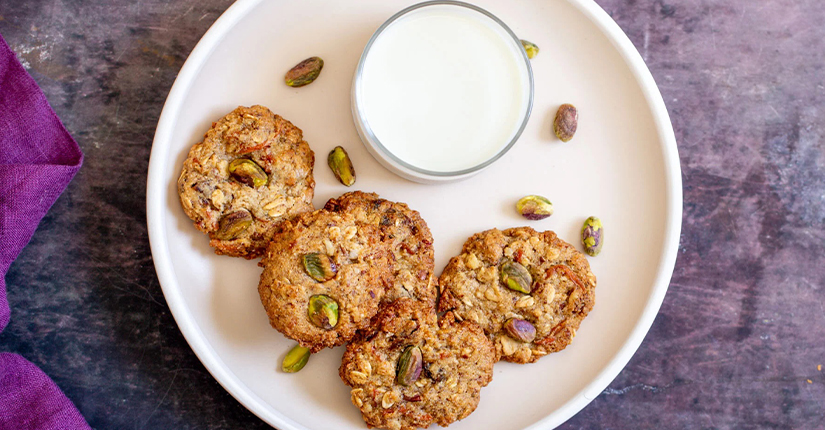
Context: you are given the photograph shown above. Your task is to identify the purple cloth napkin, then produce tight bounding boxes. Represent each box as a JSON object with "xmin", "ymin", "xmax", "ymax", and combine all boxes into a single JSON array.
[{"xmin": 0, "ymin": 33, "xmax": 90, "ymax": 429}]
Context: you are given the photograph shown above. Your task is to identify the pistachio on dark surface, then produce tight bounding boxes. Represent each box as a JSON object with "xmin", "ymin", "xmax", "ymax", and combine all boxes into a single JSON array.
[
  {"xmin": 215, "ymin": 209, "xmax": 252, "ymax": 240},
  {"xmin": 307, "ymin": 294, "xmax": 339, "ymax": 330},
  {"xmin": 500, "ymin": 259, "xmax": 533, "ymax": 294},
  {"xmin": 285, "ymin": 56, "xmax": 324, "ymax": 87},
  {"xmin": 396, "ymin": 345, "xmax": 423, "ymax": 386},
  {"xmin": 302, "ymin": 252, "xmax": 337, "ymax": 282}
]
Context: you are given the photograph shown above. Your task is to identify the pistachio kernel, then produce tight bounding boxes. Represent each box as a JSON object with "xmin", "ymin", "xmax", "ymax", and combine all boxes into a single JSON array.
[
  {"xmin": 228, "ymin": 158, "xmax": 268, "ymax": 188},
  {"xmin": 553, "ymin": 104, "xmax": 578, "ymax": 142},
  {"xmin": 396, "ymin": 345, "xmax": 423, "ymax": 386},
  {"xmin": 302, "ymin": 252, "xmax": 338, "ymax": 282},
  {"xmin": 520, "ymin": 39, "xmax": 539, "ymax": 59},
  {"xmin": 499, "ymin": 260, "xmax": 533, "ymax": 294},
  {"xmin": 503, "ymin": 318, "xmax": 537, "ymax": 343},
  {"xmin": 307, "ymin": 294, "xmax": 339, "ymax": 330},
  {"xmin": 282, "ymin": 344, "xmax": 311, "ymax": 373},
  {"xmin": 516, "ymin": 195, "xmax": 554, "ymax": 220},
  {"xmin": 581, "ymin": 216, "xmax": 604, "ymax": 256},
  {"xmin": 328, "ymin": 146, "xmax": 356, "ymax": 186},
  {"xmin": 285, "ymin": 56, "xmax": 324, "ymax": 87},
  {"xmin": 215, "ymin": 209, "xmax": 253, "ymax": 240}
]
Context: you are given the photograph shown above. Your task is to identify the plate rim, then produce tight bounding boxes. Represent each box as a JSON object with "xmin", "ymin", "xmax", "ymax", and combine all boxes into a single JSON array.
[{"xmin": 146, "ymin": 0, "xmax": 683, "ymax": 428}]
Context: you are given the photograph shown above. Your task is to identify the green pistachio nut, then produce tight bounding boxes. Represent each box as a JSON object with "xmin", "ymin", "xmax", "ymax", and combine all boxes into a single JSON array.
[
  {"xmin": 282, "ymin": 344, "xmax": 311, "ymax": 373},
  {"xmin": 285, "ymin": 56, "xmax": 324, "ymax": 87},
  {"xmin": 228, "ymin": 158, "xmax": 268, "ymax": 188},
  {"xmin": 581, "ymin": 216, "xmax": 604, "ymax": 256},
  {"xmin": 302, "ymin": 252, "xmax": 338, "ymax": 282},
  {"xmin": 328, "ymin": 146, "xmax": 356, "ymax": 186},
  {"xmin": 215, "ymin": 209, "xmax": 253, "ymax": 240},
  {"xmin": 503, "ymin": 318, "xmax": 537, "ymax": 342},
  {"xmin": 500, "ymin": 260, "xmax": 533, "ymax": 294},
  {"xmin": 307, "ymin": 294, "xmax": 339, "ymax": 330},
  {"xmin": 520, "ymin": 39, "xmax": 539, "ymax": 59},
  {"xmin": 516, "ymin": 195, "xmax": 554, "ymax": 220},
  {"xmin": 554, "ymin": 104, "xmax": 578, "ymax": 142},
  {"xmin": 396, "ymin": 345, "xmax": 423, "ymax": 386}
]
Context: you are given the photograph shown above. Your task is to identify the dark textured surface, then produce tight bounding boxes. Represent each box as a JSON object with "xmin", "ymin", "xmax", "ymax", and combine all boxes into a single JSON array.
[{"xmin": 0, "ymin": 0, "xmax": 823, "ymax": 428}]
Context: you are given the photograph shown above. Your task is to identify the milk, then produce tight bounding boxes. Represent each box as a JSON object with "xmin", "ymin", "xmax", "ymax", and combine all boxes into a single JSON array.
[{"xmin": 359, "ymin": 4, "xmax": 531, "ymax": 173}]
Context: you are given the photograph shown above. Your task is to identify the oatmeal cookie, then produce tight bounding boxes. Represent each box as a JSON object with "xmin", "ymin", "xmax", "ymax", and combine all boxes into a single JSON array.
[
  {"xmin": 178, "ymin": 105, "xmax": 315, "ymax": 259},
  {"xmin": 438, "ymin": 227, "xmax": 596, "ymax": 364},
  {"xmin": 258, "ymin": 209, "xmax": 391, "ymax": 352},
  {"xmin": 340, "ymin": 299, "xmax": 495, "ymax": 430},
  {"xmin": 324, "ymin": 192, "xmax": 435, "ymax": 306}
]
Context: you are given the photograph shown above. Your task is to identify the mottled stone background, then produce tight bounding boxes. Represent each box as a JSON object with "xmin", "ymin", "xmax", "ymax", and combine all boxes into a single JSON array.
[{"xmin": 0, "ymin": 0, "xmax": 823, "ymax": 428}]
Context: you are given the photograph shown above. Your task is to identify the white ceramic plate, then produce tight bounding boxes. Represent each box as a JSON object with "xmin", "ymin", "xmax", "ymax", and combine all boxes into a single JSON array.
[{"xmin": 146, "ymin": 0, "xmax": 682, "ymax": 429}]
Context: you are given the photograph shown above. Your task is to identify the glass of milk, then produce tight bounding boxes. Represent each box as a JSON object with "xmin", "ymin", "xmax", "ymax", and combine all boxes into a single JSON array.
[{"xmin": 352, "ymin": 1, "xmax": 534, "ymax": 184}]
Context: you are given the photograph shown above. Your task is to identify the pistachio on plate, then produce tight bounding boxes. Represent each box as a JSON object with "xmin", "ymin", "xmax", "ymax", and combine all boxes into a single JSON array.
[
  {"xmin": 516, "ymin": 195, "xmax": 554, "ymax": 220},
  {"xmin": 581, "ymin": 216, "xmax": 604, "ymax": 256},
  {"xmin": 520, "ymin": 39, "xmax": 539, "ymax": 59},
  {"xmin": 328, "ymin": 146, "xmax": 356, "ymax": 186},
  {"xmin": 282, "ymin": 344, "xmax": 311, "ymax": 373},
  {"xmin": 285, "ymin": 56, "xmax": 324, "ymax": 87},
  {"xmin": 553, "ymin": 104, "xmax": 578, "ymax": 142}
]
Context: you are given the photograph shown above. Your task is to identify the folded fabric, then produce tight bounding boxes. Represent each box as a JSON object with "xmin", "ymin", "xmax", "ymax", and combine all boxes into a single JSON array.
[
  {"xmin": 0, "ymin": 354, "xmax": 89, "ymax": 430},
  {"xmin": 0, "ymin": 32, "xmax": 90, "ymax": 429}
]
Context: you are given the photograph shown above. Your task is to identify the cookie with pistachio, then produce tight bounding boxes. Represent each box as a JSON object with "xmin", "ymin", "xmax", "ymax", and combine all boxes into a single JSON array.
[
  {"xmin": 437, "ymin": 227, "xmax": 597, "ymax": 364},
  {"xmin": 258, "ymin": 209, "xmax": 392, "ymax": 352},
  {"xmin": 340, "ymin": 299, "xmax": 495, "ymax": 430},
  {"xmin": 324, "ymin": 191, "xmax": 435, "ymax": 306},
  {"xmin": 177, "ymin": 105, "xmax": 315, "ymax": 259}
]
